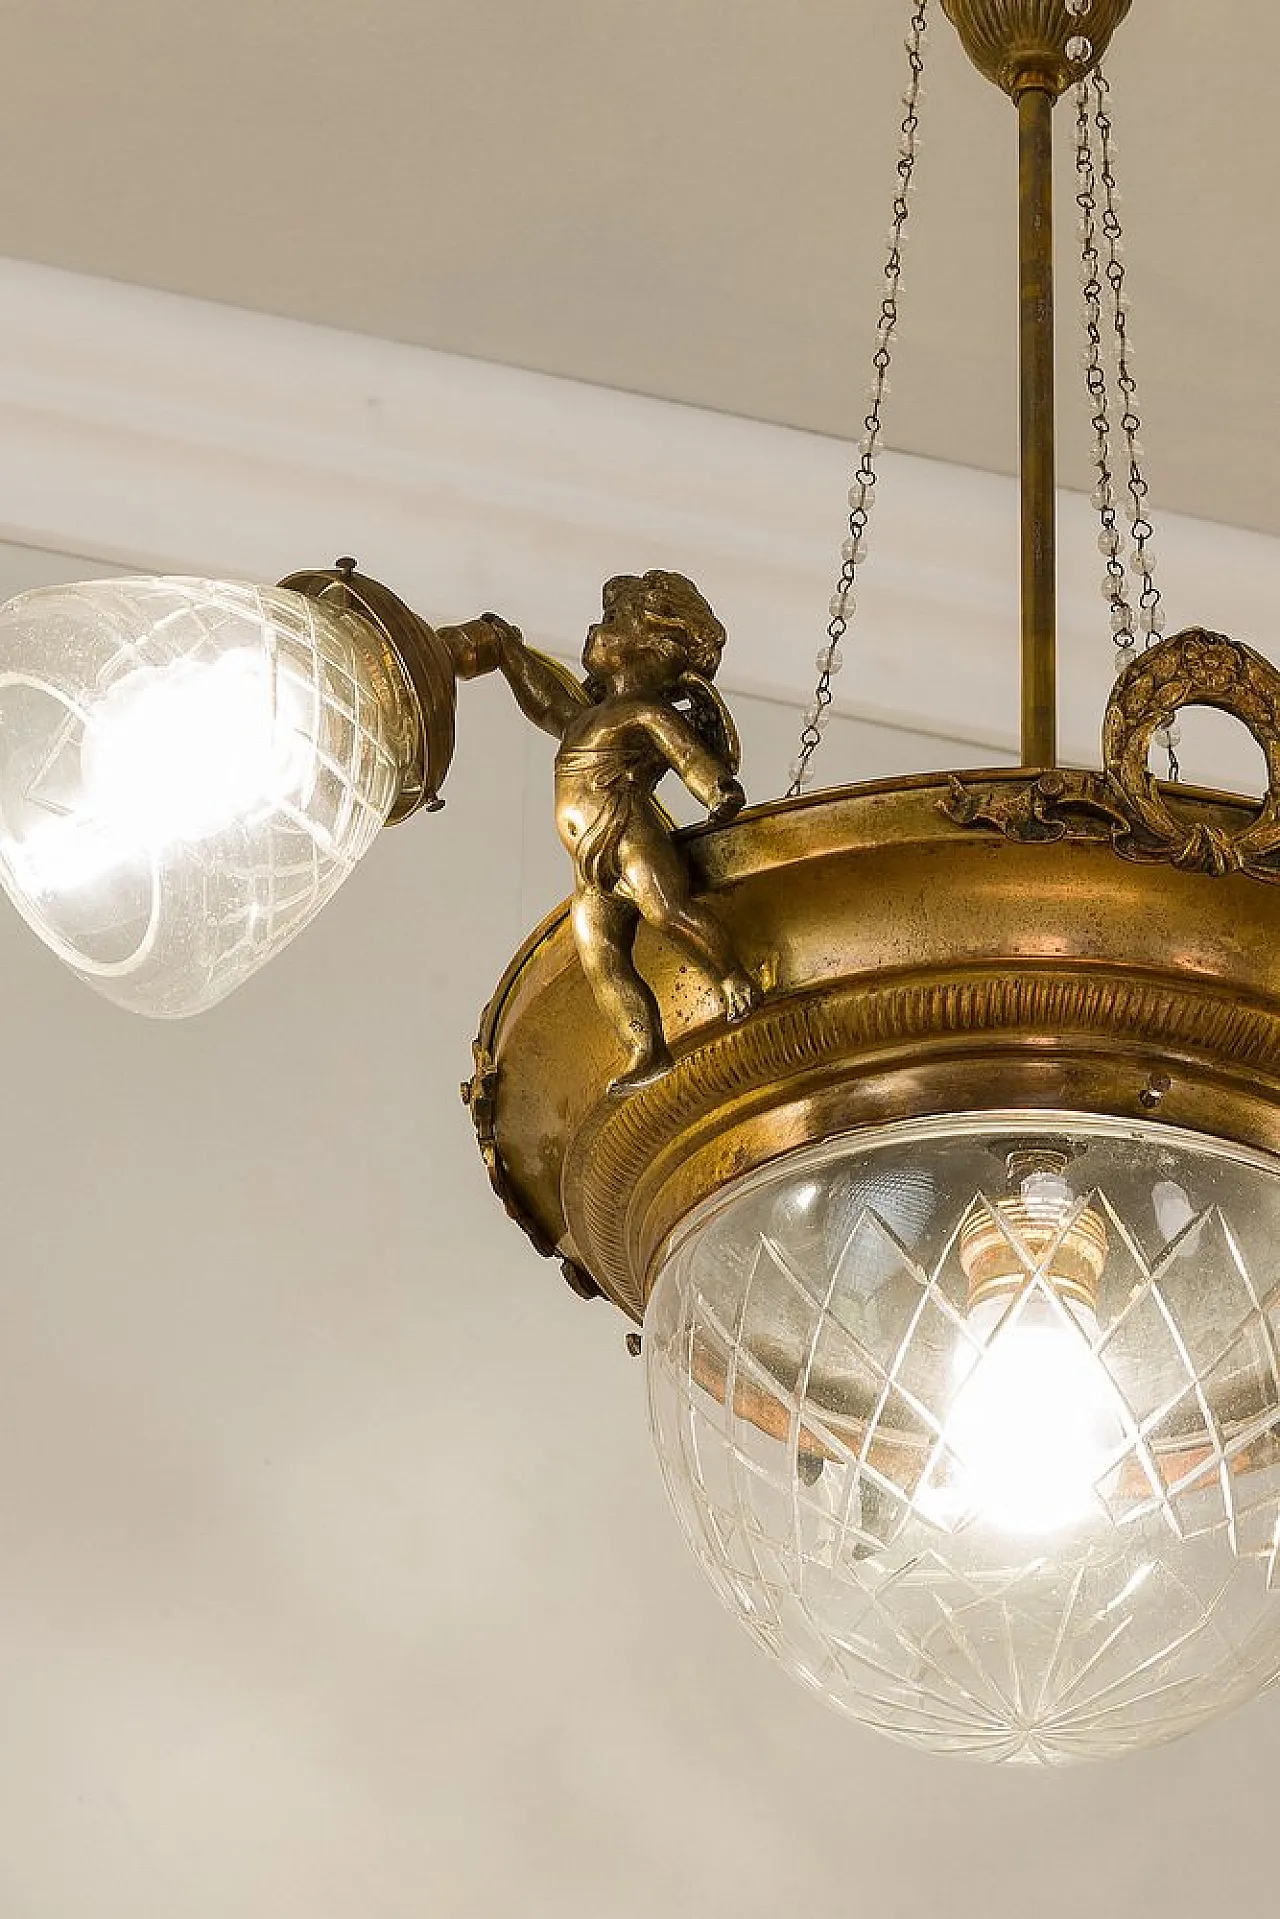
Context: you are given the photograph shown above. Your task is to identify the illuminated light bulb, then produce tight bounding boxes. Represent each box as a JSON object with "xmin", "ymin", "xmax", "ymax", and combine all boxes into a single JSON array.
[
  {"xmin": 932, "ymin": 1291, "xmax": 1125, "ymax": 1536},
  {"xmin": 80, "ymin": 648, "xmax": 310, "ymax": 847},
  {"xmin": 9, "ymin": 650, "xmax": 312, "ymax": 902},
  {"xmin": 923, "ymin": 1166, "xmax": 1126, "ymax": 1536},
  {"xmin": 5, "ymin": 813, "xmax": 133, "ymax": 901}
]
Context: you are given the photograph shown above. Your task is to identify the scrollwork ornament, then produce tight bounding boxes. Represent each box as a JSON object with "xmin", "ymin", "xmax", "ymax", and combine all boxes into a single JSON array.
[{"xmin": 941, "ymin": 767, "xmax": 1129, "ymax": 847}]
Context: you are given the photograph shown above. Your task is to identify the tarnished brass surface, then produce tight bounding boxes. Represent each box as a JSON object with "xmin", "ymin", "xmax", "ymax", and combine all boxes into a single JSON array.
[
  {"xmin": 476, "ymin": 770, "xmax": 1280, "ymax": 1323},
  {"xmin": 474, "ymin": 573, "xmax": 757, "ymax": 1094},
  {"xmin": 1104, "ymin": 629, "xmax": 1280, "ymax": 876},
  {"xmin": 960, "ymin": 1198, "xmax": 1109, "ymax": 1312},
  {"xmin": 282, "ymin": 562, "xmax": 498, "ymax": 822},
  {"xmin": 947, "ymin": 628, "xmax": 1280, "ymax": 879},
  {"xmin": 942, "ymin": 0, "xmax": 1133, "ymax": 98},
  {"xmin": 1019, "ymin": 83, "xmax": 1057, "ymax": 767}
]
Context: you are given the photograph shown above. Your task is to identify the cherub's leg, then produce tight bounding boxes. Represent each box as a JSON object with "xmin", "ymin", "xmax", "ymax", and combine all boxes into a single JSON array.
[
  {"xmin": 571, "ymin": 887, "xmax": 673, "ymax": 1094},
  {"xmin": 619, "ymin": 823, "xmax": 759, "ymax": 1023}
]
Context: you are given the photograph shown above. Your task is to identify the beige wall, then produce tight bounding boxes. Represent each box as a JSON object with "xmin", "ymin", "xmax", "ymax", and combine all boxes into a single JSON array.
[{"xmin": 0, "ymin": 540, "xmax": 1273, "ymax": 1917}]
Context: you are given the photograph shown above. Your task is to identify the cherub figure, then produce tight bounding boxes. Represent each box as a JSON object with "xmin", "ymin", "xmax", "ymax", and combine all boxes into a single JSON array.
[{"xmin": 483, "ymin": 571, "xmax": 760, "ymax": 1093}]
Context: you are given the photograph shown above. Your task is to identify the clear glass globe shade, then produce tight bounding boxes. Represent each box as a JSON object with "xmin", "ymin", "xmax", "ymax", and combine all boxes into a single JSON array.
[
  {"xmin": 645, "ymin": 1113, "xmax": 1280, "ymax": 1765},
  {"xmin": 0, "ymin": 578, "xmax": 408, "ymax": 1015}
]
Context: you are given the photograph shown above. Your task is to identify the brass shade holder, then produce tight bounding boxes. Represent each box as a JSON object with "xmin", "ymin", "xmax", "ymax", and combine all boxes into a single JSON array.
[{"xmin": 281, "ymin": 560, "xmax": 501, "ymax": 822}]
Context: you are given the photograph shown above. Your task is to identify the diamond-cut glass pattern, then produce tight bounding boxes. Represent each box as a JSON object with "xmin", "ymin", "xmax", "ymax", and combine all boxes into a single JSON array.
[
  {"xmin": 0, "ymin": 578, "xmax": 405, "ymax": 1014},
  {"xmin": 645, "ymin": 1114, "xmax": 1280, "ymax": 1764}
]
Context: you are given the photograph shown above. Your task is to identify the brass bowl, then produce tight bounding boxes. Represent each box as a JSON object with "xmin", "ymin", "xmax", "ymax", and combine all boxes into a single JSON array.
[{"xmin": 472, "ymin": 769, "xmax": 1280, "ymax": 1323}]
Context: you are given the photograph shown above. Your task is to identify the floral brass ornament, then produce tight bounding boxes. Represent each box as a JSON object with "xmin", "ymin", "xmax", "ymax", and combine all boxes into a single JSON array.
[
  {"xmin": 944, "ymin": 629, "xmax": 1280, "ymax": 882},
  {"xmin": 462, "ymin": 1032, "xmax": 602, "ymax": 1299},
  {"xmin": 460, "ymin": 1037, "xmax": 556, "ymax": 1258},
  {"xmin": 474, "ymin": 573, "xmax": 760, "ymax": 1095}
]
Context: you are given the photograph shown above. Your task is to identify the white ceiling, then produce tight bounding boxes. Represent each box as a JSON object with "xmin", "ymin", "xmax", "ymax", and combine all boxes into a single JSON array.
[{"xmin": 1, "ymin": 1, "xmax": 1276, "ymax": 535}]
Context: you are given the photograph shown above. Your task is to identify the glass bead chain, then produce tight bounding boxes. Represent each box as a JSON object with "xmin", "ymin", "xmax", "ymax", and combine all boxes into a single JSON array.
[
  {"xmin": 1065, "ymin": 0, "xmax": 1094, "ymax": 67},
  {"xmin": 787, "ymin": 0, "xmax": 929, "ymax": 798},
  {"xmin": 1089, "ymin": 66, "xmax": 1179, "ymax": 779},
  {"xmin": 1075, "ymin": 80, "xmax": 1134, "ymax": 669}
]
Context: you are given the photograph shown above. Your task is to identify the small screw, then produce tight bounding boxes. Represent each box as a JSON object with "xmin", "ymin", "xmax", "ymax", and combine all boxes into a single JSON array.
[
  {"xmin": 625, "ymin": 1333, "xmax": 643, "ymax": 1359},
  {"xmin": 1140, "ymin": 1072, "xmax": 1172, "ymax": 1111},
  {"xmin": 334, "ymin": 555, "xmax": 358, "ymax": 578}
]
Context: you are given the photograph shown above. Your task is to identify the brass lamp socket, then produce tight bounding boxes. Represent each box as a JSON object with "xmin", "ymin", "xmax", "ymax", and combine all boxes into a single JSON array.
[
  {"xmin": 960, "ymin": 1194, "xmax": 1109, "ymax": 1315},
  {"xmin": 280, "ymin": 563, "xmax": 498, "ymax": 823},
  {"xmin": 941, "ymin": 0, "xmax": 1133, "ymax": 99}
]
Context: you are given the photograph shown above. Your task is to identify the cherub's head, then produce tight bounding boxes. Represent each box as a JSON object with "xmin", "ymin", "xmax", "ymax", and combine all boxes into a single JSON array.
[{"xmin": 582, "ymin": 571, "xmax": 727, "ymax": 697}]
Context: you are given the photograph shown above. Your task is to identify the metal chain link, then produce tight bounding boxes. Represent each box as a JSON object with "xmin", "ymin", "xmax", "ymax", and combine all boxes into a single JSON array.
[
  {"xmin": 1075, "ymin": 84, "xmax": 1133, "ymax": 664},
  {"xmin": 1081, "ymin": 66, "xmax": 1178, "ymax": 779},
  {"xmin": 787, "ymin": 0, "xmax": 929, "ymax": 798}
]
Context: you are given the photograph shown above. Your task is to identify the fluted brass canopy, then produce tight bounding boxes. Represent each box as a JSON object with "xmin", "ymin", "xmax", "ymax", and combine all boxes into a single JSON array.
[{"xmin": 942, "ymin": 0, "xmax": 1133, "ymax": 97}]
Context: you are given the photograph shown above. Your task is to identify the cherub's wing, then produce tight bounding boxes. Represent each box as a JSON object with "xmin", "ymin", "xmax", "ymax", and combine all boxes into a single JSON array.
[{"xmin": 675, "ymin": 673, "xmax": 742, "ymax": 778}]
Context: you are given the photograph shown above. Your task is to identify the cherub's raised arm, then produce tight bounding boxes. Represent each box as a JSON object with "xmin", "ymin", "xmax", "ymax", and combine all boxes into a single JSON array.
[
  {"xmin": 638, "ymin": 703, "xmax": 745, "ymax": 820},
  {"xmin": 483, "ymin": 616, "xmax": 583, "ymax": 740}
]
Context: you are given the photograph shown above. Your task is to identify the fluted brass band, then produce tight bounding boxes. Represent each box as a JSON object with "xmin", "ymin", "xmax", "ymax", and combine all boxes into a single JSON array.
[
  {"xmin": 941, "ymin": 0, "xmax": 1133, "ymax": 99},
  {"xmin": 281, "ymin": 564, "xmax": 464, "ymax": 822}
]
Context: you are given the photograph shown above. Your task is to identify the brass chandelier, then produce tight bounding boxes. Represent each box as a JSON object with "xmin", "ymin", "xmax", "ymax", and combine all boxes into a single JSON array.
[{"xmin": 2, "ymin": 0, "xmax": 1280, "ymax": 1766}]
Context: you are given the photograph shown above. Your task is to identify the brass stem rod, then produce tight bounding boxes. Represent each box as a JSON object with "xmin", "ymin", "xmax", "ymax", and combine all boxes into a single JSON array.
[{"xmin": 1018, "ymin": 85, "xmax": 1058, "ymax": 768}]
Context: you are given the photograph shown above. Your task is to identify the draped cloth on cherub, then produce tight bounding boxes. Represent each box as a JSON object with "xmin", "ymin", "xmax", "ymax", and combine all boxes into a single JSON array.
[
  {"xmin": 555, "ymin": 673, "xmax": 741, "ymax": 895},
  {"xmin": 556, "ymin": 741, "xmax": 663, "ymax": 892}
]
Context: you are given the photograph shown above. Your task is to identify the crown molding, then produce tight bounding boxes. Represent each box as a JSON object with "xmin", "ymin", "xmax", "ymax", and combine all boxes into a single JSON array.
[{"xmin": 0, "ymin": 256, "xmax": 1275, "ymax": 778}]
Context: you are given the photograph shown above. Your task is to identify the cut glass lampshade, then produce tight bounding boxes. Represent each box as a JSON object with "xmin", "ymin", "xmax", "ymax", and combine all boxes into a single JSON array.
[
  {"xmin": 645, "ymin": 1112, "xmax": 1280, "ymax": 1765},
  {"xmin": 0, "ymin": 578, "xmax": 410, "ymax": 1015}
]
